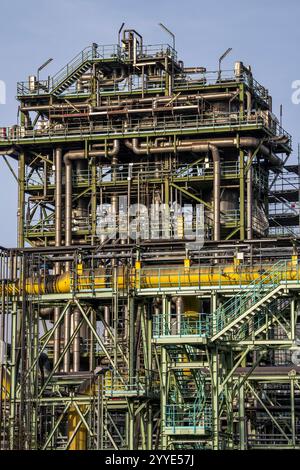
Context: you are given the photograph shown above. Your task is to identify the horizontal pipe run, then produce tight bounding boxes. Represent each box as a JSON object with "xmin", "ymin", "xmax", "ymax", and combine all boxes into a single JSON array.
[{"xmin": 1, "ymin": 261, "xmax": 298, "ymax": 296}]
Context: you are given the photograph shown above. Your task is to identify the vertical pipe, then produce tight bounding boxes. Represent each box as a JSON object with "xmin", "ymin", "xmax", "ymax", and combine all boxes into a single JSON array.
[
  {"xmin": 239, "ymin": 377, "xmax": 246, "ymax": 449},
  {"xmin": 73, "ymin": 308, "xmax": 81, "ymax": 372},
  {"xmin": 104, "ymin": 306, "xmax": 110, "ymax": 343},
  {"xmin": 291, "ymin": 377, "xmax": 296, "ymax": 446},
  {"xmin": 54, "ymin": 148, "xmax": 62, "ymax": 367},
  {"xmin": 17, "ymin": 151, "xmax": 25, "ymax": 248},
  {"xmin": 246, "ymin": 151, "xmax": 253, "ymax": 239},
  {"xmin": 89, "ymin": 310, "xmax": 96, "ymax": 371},
  {"xmin": 64, "ymin": 156, "xmax": 72, "ymax": 372},
  {"xmin": 65, "ymin": 159, "xmax": 72, "ymax": 249},
  {"xmin": 239, "ymin": 148, "xmax": 245, "ymax": 240},
  {"xmin": 210, "ymin": 145, "xmax": 220, "ymax": 241},
  {"xmin": 175, "ymin": 297, "xmax": 183, "ymax": 334},
  {"xmin": 91, "ymin": 159, "xmax": 97, "ymax": 244}
]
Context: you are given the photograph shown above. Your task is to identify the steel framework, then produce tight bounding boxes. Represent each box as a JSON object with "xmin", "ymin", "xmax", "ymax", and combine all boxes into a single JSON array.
[{"xmin": 1, "ymin": 28, "xmax": 300, "ymax": 450}]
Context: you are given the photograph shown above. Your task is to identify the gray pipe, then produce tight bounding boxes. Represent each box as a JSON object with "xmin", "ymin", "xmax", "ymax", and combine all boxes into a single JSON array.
[
  {"xmin": 247, "ymin": 151, "xmax": 253, "ymax": 240},
  {"xmin": 63, "ymin": 309, "xmax": 71, "ymax": 373},
  {"xmin": 125, "ymin": 137, "xmax": 280, "ymax": 165},
  {"xmin": 63, "ymin": 140, "xmax": 120, "ymax": 250},
  {"xmin": 73, "ymin": 307, "xmax": 81, "ymax": 372},
  {"xmin": 65, "ymin": 161, "xmax": 72, "ymax": 249},
  {"xmin": 54, "ymin": 147, "xmax": 62, "ymax": 367},
  {"xmin": 125, "ymin": 138, "xmax": 221, "ymax": 241},
  {"xmin": 125, "ymin": 136, "xmax": 281, "ymax": 241},
  {"xmin": 175, "ymin": 297, "xmax": 183, "ymax": 334},
  {"xmin": 246, "ymin": 91, "xmax": 252, "ymax": 118},
  {"xmin": 39, "ymin": 307, "xmax": 54, "ymax": 318},
  {"xmin": 104, "ymin": 306, "xmax": 110, "ymax": 343},
  {"xmin": 210, "ymin": 144, "xmax": 221, "ymax": 241},
  {"xmin": 55, "ymin": 148, "xmax": 62, "ymax": 249}
]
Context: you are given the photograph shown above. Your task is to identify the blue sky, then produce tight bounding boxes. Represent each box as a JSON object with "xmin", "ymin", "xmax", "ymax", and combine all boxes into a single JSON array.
[{"xmin": 0, "ymin": 0, "xmax": 299, "ymax": 246}]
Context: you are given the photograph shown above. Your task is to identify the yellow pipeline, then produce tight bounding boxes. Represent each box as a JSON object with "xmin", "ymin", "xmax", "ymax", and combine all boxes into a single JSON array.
[
  {"xmin": 66, "ymin": 373, "xmax": 110, "ymax": 451},
  {"xmin": 1, "ymin": 366, "xmax": 10, "ymax": 400},
  {"xmin": 67, "ymin": 406, "xmax": 87, "ymax": 451},
  {"xmin": 0, "ymin": 262, "xmax": 299, "ymax": 296}
]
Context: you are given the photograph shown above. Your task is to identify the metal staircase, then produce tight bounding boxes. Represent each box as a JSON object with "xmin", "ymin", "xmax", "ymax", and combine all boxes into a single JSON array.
[
  {"xmin": 210, "ymin": 261, "xmax": 291, "ymax": 342},
  {"xmin": 235, "ymin": 297, "xmax": 290, "ymax": 342},
  {"xmin": 51, "ymin": 47, "xmax": 97, "ymax": 96},
  {"xmin": 165, "ymin": 344, "xmax": 211, "ymax": 435}
]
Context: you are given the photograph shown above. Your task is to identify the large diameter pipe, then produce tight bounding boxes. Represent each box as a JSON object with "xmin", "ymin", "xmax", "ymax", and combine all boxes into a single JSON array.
[
  {"xmin": 125, "ymin": 136, "xmax": 283, "ymax": 240},
  {"xmin": 65, "ymin": 161, "xmax": 72, "ymax": 249},
  {"xmin": 246, "ymin": 151, "xmax": 253, "ymax": 239},
  {"xmin": 9, "ymin": 262, "xmax": 298, "ymax": 296},
  {"xmin": 63, "ymin": 140, "xmax": 120, "ymax": 251},
  {"xmin": 210, "ymin": 145, "xmax": 220, "ymax": 241},
  {"xmin": 73, "ymin": 308, "xmax": 81, "ymax": 372},
  {"xmin": 54, "ymin": 148, "xmax": 63, "ymax": 366},
  {"xmin": 55, "ymin": 148, "xmax": 62, "ymax": 247},
  {"xmin": 125, "ymin": 137, "xmax": 282, "ymax": 167},
  {"xmin": 126, "ymin": 138, "xmax": 221, "ymax": 241}
]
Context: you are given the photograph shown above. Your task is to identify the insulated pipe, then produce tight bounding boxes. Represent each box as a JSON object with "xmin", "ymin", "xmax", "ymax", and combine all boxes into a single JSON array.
[
  {"xmin": 20, "ymin": 92, "xmax": 235, "ymax": 112},
  {"xmin": 39, "ymin": 307, "xmax": 54, "ymax": 318},
  {"xmin": 125, "ymin": 137, "xmax": 281, "ymax": 167},
  {"xmin": 73, "ymin": 308, "xmax": 81, "ymax": 372},
  {"xmin": 63, "ymin": 139, "xmax": 120, "ymax": 161},
  {"xmin": 63, "ymin": 309, "xmax": 71, "ymax": 373},
  {"xmin": 55, "ymin": 148, "xmax": 62, "ymax": 249},
  {"xmin": 63, "ymin": 140, "xmax": 120, "ymax": 250},
  {"xmin": 246, "ymin": 91, "xmax": 252, "ymax": 118},
  {"xmin": 247, "ymin": 151, "xmax": 253, "ymax": 240},
  {"xmin": 3, "ymin": 261, "xmax": 297, "ymax": 297},
  {"xmin": 62, "ymin": 140, "xmax": 119, "ymax": 372},
  {"xmin": 175, "ymin": 297, "xmax": 183, "ymax": 334},
  {"xmin": 126, "ymin": 139, "xmax": 221, "ymax": 240},
  {"xmin": 210, "ymin": 145, "xmax": 221, "ymax": 241},
  {"xmin": 65, "ymin": 160, "xmax": 72, "ymax": 250},
  {"xmin": 104, "ymin": 306, "xmax": 110, "ymax": 343},
  {"xmin": 53, "ymin": 306, "xmax": 61, "ymax": 367}
]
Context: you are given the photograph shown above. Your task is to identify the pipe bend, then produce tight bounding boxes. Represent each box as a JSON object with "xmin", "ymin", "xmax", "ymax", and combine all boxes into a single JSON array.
[{"xmin": 64, "ymin": 139, "xmax": 120, "ymax": 163}]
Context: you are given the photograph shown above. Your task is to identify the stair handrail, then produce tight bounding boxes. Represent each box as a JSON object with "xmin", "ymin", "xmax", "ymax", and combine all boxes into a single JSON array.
[
  {"xmin": 51, "ymin": 45, "xmax": 100, "ymax": 92},
  {"xmin": 212, "ymin": 260, "xmax": 294, "ymax": 333}
]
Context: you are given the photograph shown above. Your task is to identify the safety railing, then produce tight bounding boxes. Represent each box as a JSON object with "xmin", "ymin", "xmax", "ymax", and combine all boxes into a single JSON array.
[
  {"xmin": 136, "ymin": 262, "xmax": 296, "ymax": 292},
  {"xmin": 270, "ymin": 170, "xmax": 300, "ymax": 193},
  {"xmin": 17, "ymin": 44, "xmax": 122, "ymax": 96},
  {"xmin": 247, "ymin": 432, "xmax": 298, "ymax": 447},
  {"xmin": 1, "ymin": 112, "xmax": 291, "ymax": 148},
  {"xmin": 269, "ymin": 202, "xmax": 299, "ymax": 217},
  {"xmin": 139, "ymin": 43, "xmax": 177, "ymax": 60},
  {"xmin": 211, "ymin": 260, "xmax": 296, "ymax": 336},
  {"xmin": 153, "ymin": 315, "xmax": 211, "ymax": 338},
  {"xmin": 16, "ymin": 43, "xmax": 176, "ymax": 96},
  {"xmin": 234, "ymin": 296, "xmax": 290, "ymax": 341},
  {"xmin": 25, "ymin": 213, "xmax": 55, "ymax": 235},
  {"xmin": 17, "ymin": 258, "xmax": 300, "ymax": 297},
  {"xmin": 99, "ymin": 375, "xmax": 146, "ymax": 397},
  {"xmin": 269, "ymin": 225, "xmax": 300, "ymax": 237},
  {"xmin": 165, "ymin": 404, "xmax": 212, "ymax": 433},
  {"xmin": 221, "ymin": 209, "xmax": 240, "ymax": 224},
  {"xmin": 24, "ymin": 161, "xmax": 241, "ymax": 189}
]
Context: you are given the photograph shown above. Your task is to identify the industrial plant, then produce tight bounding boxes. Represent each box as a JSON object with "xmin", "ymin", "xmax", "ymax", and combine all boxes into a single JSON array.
[{"xmin": 0, "ymin": 26, "xmax": 300, "ymax": 450}]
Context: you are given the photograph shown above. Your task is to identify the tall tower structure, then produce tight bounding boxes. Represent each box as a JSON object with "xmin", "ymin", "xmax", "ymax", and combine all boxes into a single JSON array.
[{"xmin": 1, "ymin": 28, "xmax": 300, "ymax": 450}]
